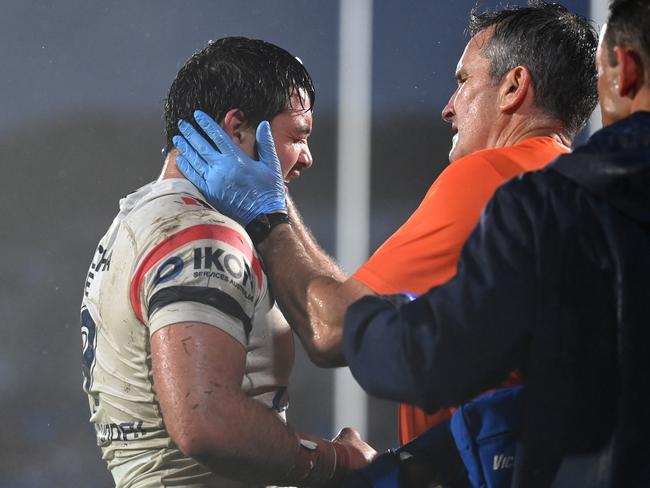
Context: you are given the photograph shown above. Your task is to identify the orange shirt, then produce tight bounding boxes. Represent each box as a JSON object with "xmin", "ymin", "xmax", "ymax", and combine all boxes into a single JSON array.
[{"xmin": 352, "ymin": 137, "xmax": 569, "ymax": 444}]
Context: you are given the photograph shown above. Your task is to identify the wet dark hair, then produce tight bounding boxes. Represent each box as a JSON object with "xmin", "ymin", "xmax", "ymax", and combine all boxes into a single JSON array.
[
  {"xmin": 605, "ymin": 0, "xmax": 650, "ymax": 68},
  {"xmin": 163, "ymin": 36, "xmax": 315, "ymax": 151},
  {"xmin": 468, "ymin": 1, "xmax": 598, "ymax": 138}
]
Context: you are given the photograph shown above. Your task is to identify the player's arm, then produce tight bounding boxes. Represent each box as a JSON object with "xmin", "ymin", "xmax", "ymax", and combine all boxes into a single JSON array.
[
  {"xmin": 151, "ymin": 321, "xmax": 294, "ymax": 482},
  {"xmin": 173, "ymin": 113, "xmax": 372, "ymax": 367},
  {"xmin": 152, "ymin": 320, "xmax": 375, "ymax": 485},
  {"xmin": 342, "ymin": 181, "xmax": 537, "ymax": 411}
]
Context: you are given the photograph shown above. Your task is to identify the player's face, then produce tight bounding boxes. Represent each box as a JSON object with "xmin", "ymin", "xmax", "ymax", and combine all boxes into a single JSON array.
[
  {"xmin": 441, "ymin": 29, "xmax": 500, "ymax": 162},
  {"xmin": 269, "ymin": 92, "xmax": 314, "ymax": 184}
]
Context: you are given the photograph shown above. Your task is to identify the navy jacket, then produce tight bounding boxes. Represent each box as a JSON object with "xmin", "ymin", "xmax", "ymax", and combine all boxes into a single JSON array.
[{"xmin": 343, "ymin": 112, "xmax": 650, "ymax": 487}]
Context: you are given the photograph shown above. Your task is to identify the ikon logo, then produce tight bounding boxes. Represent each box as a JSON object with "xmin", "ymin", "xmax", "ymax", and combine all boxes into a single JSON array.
[
  {"xmin": 154, "ymin": 256, "xmax": 184, "ymax": 285},
  {"xmin": 193, "ymin": 247, "xmax": 253, "ymax": 285}
]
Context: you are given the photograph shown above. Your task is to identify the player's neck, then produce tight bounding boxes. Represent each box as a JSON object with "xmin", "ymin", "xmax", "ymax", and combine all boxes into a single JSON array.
[{"xmin": 159, "ymin": 150, "xmax": 185, "ymax": 181}]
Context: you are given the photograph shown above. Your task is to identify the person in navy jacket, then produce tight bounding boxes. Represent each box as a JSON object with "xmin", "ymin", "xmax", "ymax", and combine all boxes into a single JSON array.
[{"xmin": 343, "ymin": 1, "xmax": 650, "ymax": 484}]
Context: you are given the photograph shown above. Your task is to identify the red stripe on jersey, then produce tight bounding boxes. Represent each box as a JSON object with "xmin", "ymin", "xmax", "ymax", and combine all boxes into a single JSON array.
[
  {"xmin": 182, "ymin": 196, "xmax": 201, "ymax": 206},
  {"xmin": 130, "ymin": 224, "xmax": 263, "ymax": 324}
]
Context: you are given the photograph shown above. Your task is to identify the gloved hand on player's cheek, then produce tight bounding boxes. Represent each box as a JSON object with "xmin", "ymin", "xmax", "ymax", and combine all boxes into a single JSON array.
[{"xmin": 173, "ymin": 110, "xmax": 287, "ymax": 226}]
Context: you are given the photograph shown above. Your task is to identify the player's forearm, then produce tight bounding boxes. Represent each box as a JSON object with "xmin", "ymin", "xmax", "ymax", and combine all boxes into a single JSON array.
[
  {"xmin": 172, "ymin": 385, "xmax": 366, "ymax": 486},
  {"xmin": 154, "ymin": 324, "xmax": 374, "ymax": 485},
  {"xmin": 258, "ymin": 223, "xmax": 369, "ymax": 367},
  {"xmin": 178, "ymin": 387, "xmax": 303, "ymax": 483},
  {"xmin": 154, "ymin": 331, "xmax": 300, "ymax": 483}
]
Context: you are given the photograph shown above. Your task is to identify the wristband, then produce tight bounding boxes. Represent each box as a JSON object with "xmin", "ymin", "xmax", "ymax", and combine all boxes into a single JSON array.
[
  {"xmin": 245, "ymin": 212, "xmax": 290, "ymax": 245},
  {"xmin": 330, "ymin": 442, "xmax": 351, "ymax": 486},
  {"xmin": 286, "ymin": 436, "xmax": 341, "ymax": 488}
]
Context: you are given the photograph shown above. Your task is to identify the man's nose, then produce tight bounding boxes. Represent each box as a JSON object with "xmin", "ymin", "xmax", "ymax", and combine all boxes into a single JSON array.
[
  {"xmin": 300, "ymin": 146, "xmax": 313, "ymax": 168},
  {"xmin": 441, "ymin": 93, "xmax": 456, "ymax": 123}
]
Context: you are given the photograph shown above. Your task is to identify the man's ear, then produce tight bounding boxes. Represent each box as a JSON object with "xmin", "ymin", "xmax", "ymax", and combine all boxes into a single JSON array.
[
  {"xmin": 614, "ymin": 46, "xmax": 644, "ymax": 98},
  {"xmin": 222, "ymin": 109, "xmax": 255, "ymax": 146},
  {"xmin": 498, "ymin": 66, "xmax": 532, "ymax": 113}
]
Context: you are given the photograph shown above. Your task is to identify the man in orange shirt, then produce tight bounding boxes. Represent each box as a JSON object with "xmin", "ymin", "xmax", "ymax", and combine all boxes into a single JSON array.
[
  {"xmin": 173, "ymin": 0, "xmax": 597, "ymax": 451},
  {"xmin": 356, "ymin": 141, "xmax": 570, "ymax": 442}
]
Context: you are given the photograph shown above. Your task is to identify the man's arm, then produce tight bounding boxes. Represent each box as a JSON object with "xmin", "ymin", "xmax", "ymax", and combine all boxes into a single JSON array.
[
  {"xmin": 259, "ymin": 195, "xmax": 372, "ymax": 367},
  {"xmin": 152, "ymin": 321, "xmax": 376, "ymax": 485}
]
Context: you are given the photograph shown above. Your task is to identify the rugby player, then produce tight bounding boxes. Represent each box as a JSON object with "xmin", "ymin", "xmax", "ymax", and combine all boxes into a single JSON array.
[{"xmin": 81, "ymin": 37, "xmax": 374, "ymax": 488}]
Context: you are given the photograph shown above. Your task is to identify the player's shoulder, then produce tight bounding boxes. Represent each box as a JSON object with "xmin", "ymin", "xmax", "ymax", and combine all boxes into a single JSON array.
[
  {"xmin": 126, "ymin": 179, "xmax": 267, "ymax": 326},
  {"xmin": 126, "ymin": 178, "xmax": 254, "ymax": 249}
]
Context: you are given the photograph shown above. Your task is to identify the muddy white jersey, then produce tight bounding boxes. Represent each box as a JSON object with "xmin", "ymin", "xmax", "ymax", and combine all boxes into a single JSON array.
[{"xmin": 81, "ymin": 178, "xmax": 294, "ymax": 488}]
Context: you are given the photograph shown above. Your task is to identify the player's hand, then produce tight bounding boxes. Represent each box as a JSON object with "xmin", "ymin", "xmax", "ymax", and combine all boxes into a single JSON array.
[
  {"xmin": 332, "ymin": 427, "xmax": 378, "ymax": 470},
  {"xmin": 293, "ymin": 429, "xmax": 377, "ymax": 487},
  {"xmin": 173, "ymin": 110, "xmax": 287, "ymax": 226}
]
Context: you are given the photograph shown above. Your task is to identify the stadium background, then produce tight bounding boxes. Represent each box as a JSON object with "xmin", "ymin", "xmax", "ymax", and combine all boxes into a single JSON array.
[{"xmin": 0, "ymin": 0, "xmax": 595, "ymax": 485}]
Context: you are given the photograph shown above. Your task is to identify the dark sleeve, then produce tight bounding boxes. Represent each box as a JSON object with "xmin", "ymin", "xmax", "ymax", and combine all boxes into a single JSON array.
[{"xmin": 343, "ymin": 181, "xmax": 538, "ymax": 412}]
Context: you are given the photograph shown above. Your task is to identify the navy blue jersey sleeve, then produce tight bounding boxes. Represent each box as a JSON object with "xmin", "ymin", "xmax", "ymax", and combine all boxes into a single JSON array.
[{"xmin": 343, "ymin": 180, "xmax": 538, "ymax": 412}]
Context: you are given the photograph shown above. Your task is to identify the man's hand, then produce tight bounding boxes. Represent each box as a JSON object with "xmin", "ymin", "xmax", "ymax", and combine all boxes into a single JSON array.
[{"xmin": 173, "ymin": 110, "xmax": 287, "ymax": 225}]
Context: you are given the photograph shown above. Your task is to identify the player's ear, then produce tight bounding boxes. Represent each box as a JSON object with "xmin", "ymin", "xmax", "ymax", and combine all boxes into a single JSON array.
[
  {"xmin": 498, "ymin": 65, "xmax": 531, "ymax": 113},
  {"xmin": 222, "ymin": 109, "xmax": 255, "ymax": 147}
]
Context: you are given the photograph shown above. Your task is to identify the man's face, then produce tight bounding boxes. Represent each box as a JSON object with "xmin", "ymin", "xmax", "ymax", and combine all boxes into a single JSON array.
[
  {"xmin": 269, "ymin": 92, "xmax": 313, "ymax": 184},
  {"xmin": 441, "ymin": 29, "xmax": 500, "ymax": 162}
]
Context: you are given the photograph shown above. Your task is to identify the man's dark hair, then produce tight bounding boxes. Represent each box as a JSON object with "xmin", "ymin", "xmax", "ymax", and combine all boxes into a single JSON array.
[
  {"xmin": 605, "ymin": 0, "xmax": 650, "ymax": 68},
  {"xmin": 468, "ymin": 1, "xmax": 598, "ymax": 138},
  {"xmin": 164, "ymin": 36, "xmax": 315, "ymax": 151}
]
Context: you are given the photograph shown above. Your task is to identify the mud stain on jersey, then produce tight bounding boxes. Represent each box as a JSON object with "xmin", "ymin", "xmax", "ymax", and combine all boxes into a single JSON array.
[{"xmin": 152, "ymin": 213, "xmax": 185, "ymax": 240}]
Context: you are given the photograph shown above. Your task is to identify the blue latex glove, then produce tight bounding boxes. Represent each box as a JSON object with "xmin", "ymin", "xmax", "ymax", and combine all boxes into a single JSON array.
[{"xmin": 173, "ymin": 110, "xmax": 287, "ymax": 226}]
